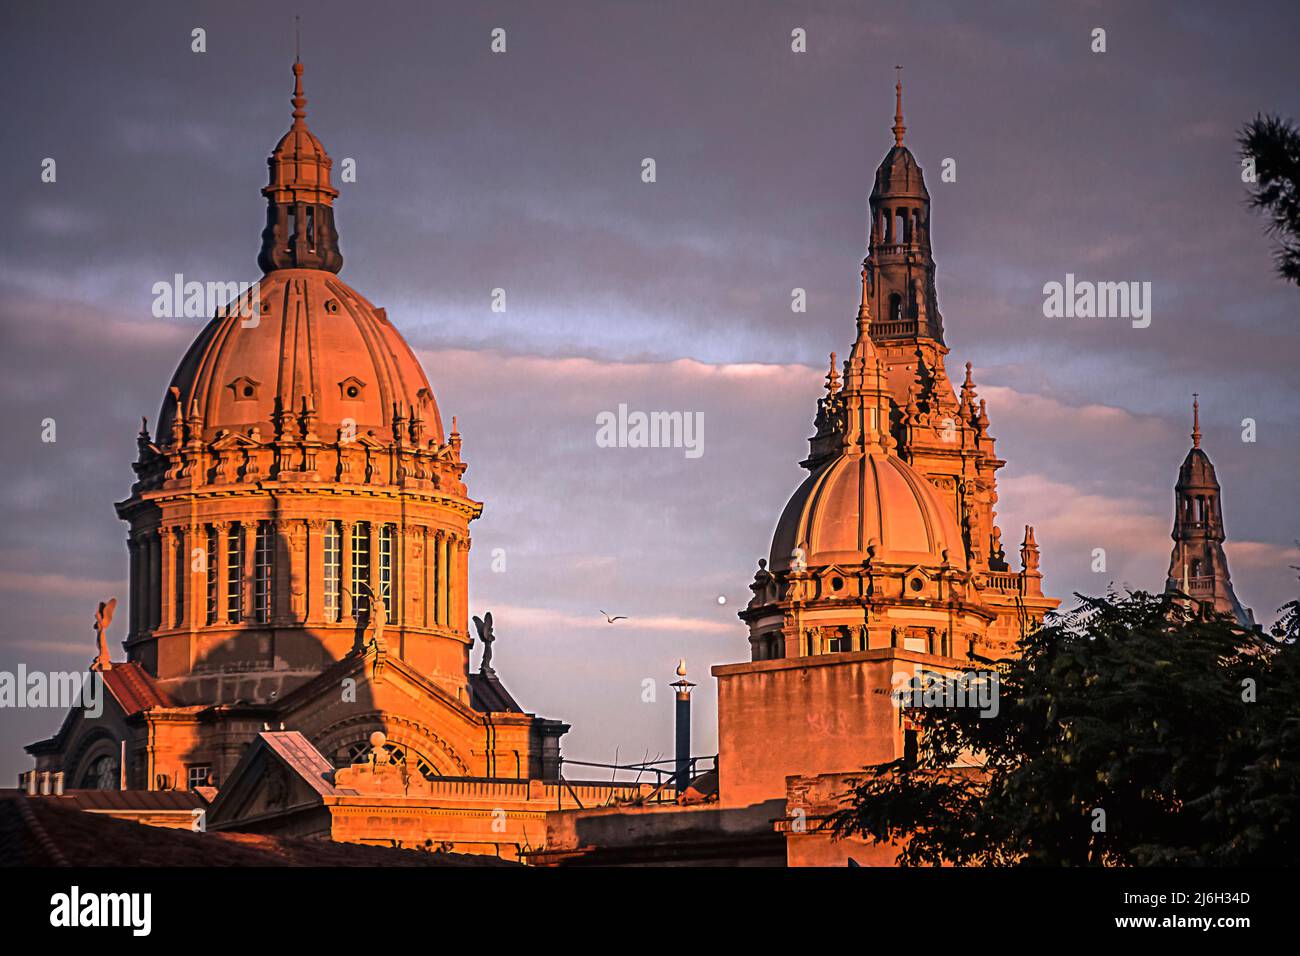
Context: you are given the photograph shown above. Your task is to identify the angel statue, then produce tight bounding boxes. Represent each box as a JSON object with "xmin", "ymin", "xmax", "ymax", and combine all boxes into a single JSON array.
[
  {"xmin": 472, "ymin": 611, "xmax": 496, "ymax": 674},
  {"xmin": 92, "ymin": 598, "xmax": 117, "ymax": 671}
]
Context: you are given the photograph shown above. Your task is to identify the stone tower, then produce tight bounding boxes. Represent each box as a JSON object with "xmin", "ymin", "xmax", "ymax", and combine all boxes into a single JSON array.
[
  {"xmin": 1163, "ymin": 396, "xmax": 1255, "ymax": 629},
  {"xmin": 717, "ymin": 86, "xmax": 1059, "ymax": 810},
  {"xmin": 739, "ymin": 79, "xmax": 1057, "ymax": 664}
]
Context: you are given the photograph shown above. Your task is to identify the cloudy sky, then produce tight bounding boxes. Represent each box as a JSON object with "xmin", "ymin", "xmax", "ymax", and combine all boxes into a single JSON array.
[{"xmin": 1, "ymin": 0, "xmax": 1297, "ymax": 783}]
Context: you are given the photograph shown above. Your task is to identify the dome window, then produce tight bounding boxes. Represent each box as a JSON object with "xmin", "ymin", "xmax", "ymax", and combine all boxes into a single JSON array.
[
  {"xmin": 339, "ymin": 376, "xmax": 366, "ymax": 400},
  {"xmin": 324, "ymin": 298, "xmax": 340, "ymax": 314},
  {"xmin": 228, "ymin": 376, "xmax": 261, "ymax": 402}
]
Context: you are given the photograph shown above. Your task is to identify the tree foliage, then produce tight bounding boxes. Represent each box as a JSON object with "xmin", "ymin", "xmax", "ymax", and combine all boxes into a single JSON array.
[
  {"xmin": 825, "ymin": 590, "xmax": 1300, "ymax": 865},
  {"xmin": 1240, "ymin": 113, "xmax": 1300, "ymax": 285}
]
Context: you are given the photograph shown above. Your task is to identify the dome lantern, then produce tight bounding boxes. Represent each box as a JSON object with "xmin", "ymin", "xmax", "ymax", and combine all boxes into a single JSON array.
[{"xmin": 257, "ymin": 60, "xmax": 343, "ymax": 274}]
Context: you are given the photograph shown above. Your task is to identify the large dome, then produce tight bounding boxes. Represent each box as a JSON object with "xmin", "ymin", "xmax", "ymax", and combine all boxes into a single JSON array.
[
  {"xmin": 769, "ymin": 447, "xmax": 965, "ymax": 574},
  {"xmin": 156, "ymin": 269, "xmax": 444, "ymax": 447}
]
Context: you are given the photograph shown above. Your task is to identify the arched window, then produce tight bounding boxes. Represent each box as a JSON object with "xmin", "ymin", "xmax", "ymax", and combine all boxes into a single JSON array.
[
  {"xmin": 889, "ymin": 293, "xmax": 903, "ymax": 322},
  {"xmin": 80, "ymin": 754, "xmax": 119, "ymax": 790},
  {"xmin": 896, "ymin": 210, "xmax": 908, "ymax": 244}
]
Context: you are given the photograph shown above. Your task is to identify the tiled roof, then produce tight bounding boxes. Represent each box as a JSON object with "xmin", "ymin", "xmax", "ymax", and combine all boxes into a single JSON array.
[
  {"xmin": 0, "ymin": 794, "xmax": 514, "ymax": 867},
  {"xmin": 17, "ymin": 789, "xmax": 208, "ymax": 812},
  {"xmin": 102, "ymin": 662, "xmax": 173, "ymax": 715}
]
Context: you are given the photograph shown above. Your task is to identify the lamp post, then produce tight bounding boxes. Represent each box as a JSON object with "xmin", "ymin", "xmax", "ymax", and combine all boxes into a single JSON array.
[{"xmin": 670, "ymin": 659, "xmax": 696, "ymax": 795}]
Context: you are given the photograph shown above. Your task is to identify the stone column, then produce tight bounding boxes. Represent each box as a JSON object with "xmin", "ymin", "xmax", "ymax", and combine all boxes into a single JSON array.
[
  {"xmin": 432, "ymin": 530, "xmax": 445, "ymax": 627},
  {"xmin": 306, "ymin": 519, "xmax": 326, "ymax": 625},
  {"xmin": 403, "ymin": 525, "xmax": 420, "ymax": 628},
  {"xmin": 421, "ymin": 526, "xmax": 433, "ymax": 628},
  {"xmin": 369, "ymin": 521, "xmax": 382, "ymax": 596},
  {"xmin": 159, "ymin": 526, "xmax": 176, "ymax": 631},
  {"xmin": 142, "ymin": 531, "xmax": 155, "ymax": 631},
  {"xmin": 128, "ymin": 534, "xmax": 140, "ymax": 637},
  {"xmin": 241, "ymin": 522, "xmax": 256, "ymax": 623},
  {"xmin": 212, "ymin": 521, "xmax": 229, "ymax": 626},
  {"xmin": 283, "ymin": 519, "xmax": 307, "ymax": 625},
  {"xmin": 340, "ymin": 520, "xmax": 354, "ymax": 621},
  {"xmin": 183, "ymin": 524, "xmax": 203, "ymax": 630},
  {"xmin": 454, "ymin": 535, "xmax": 469, "ymax": 634}
]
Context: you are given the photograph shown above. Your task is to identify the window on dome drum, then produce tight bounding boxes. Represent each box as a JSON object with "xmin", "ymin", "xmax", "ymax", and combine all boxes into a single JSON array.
[
  {"xmin": 205, "ymin": 526, "xmax": 219, "ymax": 625},
  {"xmin": 324, "ymin": 520, "xmax": 342, "ymax": 623},
  {"xmin": 226, "ymin": 523, "xmax": 243, "ymax": 622},
  {"xmin": 352, "ymin": 521, "xmax": 371, "ymax": 622},
  {"xmin": 253, "ymin": 521, "xmax": 273, "ymax": 624},
  {"xmin": 379, "ymin": 524, "xmax": 399, "ymax": 624},
  {"xmin": 306, "ymin": 207, "xmax": 316, "ymax": 250},
  {"xmin": 186, "ymin": 764, "xmax": 213, "ymax": 790}
]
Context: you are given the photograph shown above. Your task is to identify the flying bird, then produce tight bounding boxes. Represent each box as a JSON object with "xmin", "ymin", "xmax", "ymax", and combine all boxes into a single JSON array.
[{"xmin": 599, "ymin": 610, "xmax": 628, "ymax": 624}]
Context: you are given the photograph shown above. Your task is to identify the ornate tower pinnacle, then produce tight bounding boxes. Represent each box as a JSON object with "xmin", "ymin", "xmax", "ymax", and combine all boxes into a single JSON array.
[
  {"xmin": 1163, "ymin": 396, "xmax": 1255, "ymax": 629},
  {"xmin": 892, "ymin": 66, "xmax": 906, "ymax": 147},
  {"xmin": 867, "ymin": 77, "xmax": 941, "ymax": 343}
]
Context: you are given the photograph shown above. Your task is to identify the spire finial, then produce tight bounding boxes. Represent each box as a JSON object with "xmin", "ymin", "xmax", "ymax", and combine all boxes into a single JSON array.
[
  {"xmin": 825, "ymin": 352, "xmax": 841, "ymax": 395},
  {"xmin": 291, "ymin": 57, "xmax": 306, "ymax": 125},
  {"xmin": 1191, "ymin": 393, "xmax": 1201, "ymax": 448},
  {"xmin": 892, "ymin": 66, "xmax": 906, "ymax": 147},
  {"xmin": 857, "ymin": 260, "xmax": 873, "ymax": 334},
  {"xmin": 294, "ymin": 14, "xmax": 301, "ymax": 64}
]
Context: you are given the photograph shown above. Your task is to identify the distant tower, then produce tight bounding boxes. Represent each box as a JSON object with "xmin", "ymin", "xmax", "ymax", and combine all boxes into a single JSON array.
[{"xmin": 1163, "ymin": 396, "xmax": 1255, "ymax": 629}]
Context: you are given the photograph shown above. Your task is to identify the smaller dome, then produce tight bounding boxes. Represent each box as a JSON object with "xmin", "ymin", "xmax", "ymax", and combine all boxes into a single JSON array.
[
  {"xmin": 871, "ymin": 145, "xmax": 929, "ymax": 202},
  {"xmin": 770, "ymin": 447, "xmax": 965, "ymax": 573},
  {"xmin": 263, "ymin": 61, "xmax": 338, "ymax": 208},
  {"xmin": 1177, "ymin": 447, "xmax": 1219, "ymax": 490}
]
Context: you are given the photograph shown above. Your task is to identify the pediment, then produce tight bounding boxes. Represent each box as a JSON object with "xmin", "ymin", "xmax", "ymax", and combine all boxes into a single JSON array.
[
  {"xmin": 206, "ymin": 733, "xmax": 337, "ymax": 830},
  {"xmin": 208, "ymin": 428, "xmax": 262, "ymax": 450}
]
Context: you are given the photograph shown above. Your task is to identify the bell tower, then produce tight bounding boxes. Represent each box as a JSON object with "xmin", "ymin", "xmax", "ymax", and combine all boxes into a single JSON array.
[
  {"xmin": 1164, "ymin": 396, "xmax": 1255, "ymax": 629},
  {"xmin": 866, "ymin": 70, "xmax": 942, "ymax": 345}
]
